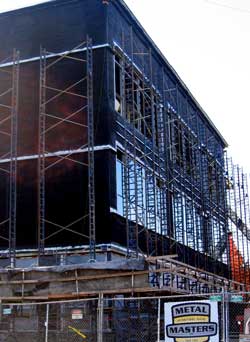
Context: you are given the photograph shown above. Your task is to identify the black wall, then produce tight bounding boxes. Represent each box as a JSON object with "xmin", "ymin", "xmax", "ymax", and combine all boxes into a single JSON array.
[
  {"xmin": 0, "ymin": 0, "xmax": 107, "ymax": 60},
  {"xmin": 0, "ymin": 0, "xmax": 228, "ymax": 281},
  {"xmin": 0, "ymin": 0, "xmax": 114, "ymax": 249}
]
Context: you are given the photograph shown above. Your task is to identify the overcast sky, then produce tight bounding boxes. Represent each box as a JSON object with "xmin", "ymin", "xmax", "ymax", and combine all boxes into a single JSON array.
[
  {"xmin": 0, "ymin": 0, "xmax": 249, "ymax": 173},
  {"xmin": 124, "ymin": 0, "xmax": 250, "ymax": 175}
]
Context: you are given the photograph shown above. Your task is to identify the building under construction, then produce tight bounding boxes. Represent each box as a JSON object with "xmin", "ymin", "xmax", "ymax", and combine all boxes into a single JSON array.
[{"xmin": 0, "ymin": 0, "xmax": 249, "ymax": 302}]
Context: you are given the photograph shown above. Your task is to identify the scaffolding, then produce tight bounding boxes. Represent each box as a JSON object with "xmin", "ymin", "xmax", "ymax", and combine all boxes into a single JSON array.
[
  {"xmin": 38, "ymin": 38, "xmax": 95, "ymax": 263},
  {"xmin": 115, "ymin": 27, "xmax": 169, "ymax": 258},
  {"xmin": 114, "ymin": 23, "xmax": 235, "ymax": 279},
  {"xmin": 0, "ymin": 16, "xmax": 249, "ymax": 292},
  {"xmin": 0, "ymin": 50, "xmax": 19, "ymax": 268},
  {"xmin": 225, "ymin": 154, "xmax": 250, "ymax": 285}
]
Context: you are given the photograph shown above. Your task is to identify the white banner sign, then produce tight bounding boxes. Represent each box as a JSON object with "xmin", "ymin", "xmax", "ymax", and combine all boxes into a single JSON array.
[
  {"xmin": 71, "ymin": 309, "xmax": 83, "ymax": 320},
  {"xmin": 164, "ymin": 300, "xmax": 219, "ymax": 342}
]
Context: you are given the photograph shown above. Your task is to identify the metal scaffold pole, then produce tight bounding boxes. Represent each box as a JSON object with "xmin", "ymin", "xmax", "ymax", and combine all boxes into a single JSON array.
[
  {"xmin": 38, "ymin": 46, "xmax": 46, "ymax": 259},
  {"xmin": 38, "ymin": 38, "xmax": 96, "ymax": 264},
  {"xmin": 9, "ymin": 49, "xmax": 20, "ymax": 268},
  {"xmin": 146, "ymin": 48, "xmax": 158, "ymax": 257},
  {"xmin": 0, "ymin": 49, "xmax": 20, "ymax": 268},
  {"xmin": 87, "ymin": 36, "xmax": 96, "ymax": 262}
]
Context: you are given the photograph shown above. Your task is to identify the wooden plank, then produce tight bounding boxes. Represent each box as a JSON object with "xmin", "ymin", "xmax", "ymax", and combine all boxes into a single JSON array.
[
  {"xmin": 146, "ymin": 255, "xmax": 178, "ymax": 261},
  {"xmin": 0, "ymin": 265, "xmax": 238, "ymax": 289},
  {"xmin": 0, "ymin": 286, "xmax": 191, "ymax": 302},
  {"xmin": 0, "ymin": 270, "xmax": 148, "ymax": 285}
]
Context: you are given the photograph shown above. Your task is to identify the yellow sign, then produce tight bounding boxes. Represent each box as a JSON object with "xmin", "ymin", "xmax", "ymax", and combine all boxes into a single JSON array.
[{"xmin": 165, "ymin": 301, "xmax": 218, "ymax": 342}]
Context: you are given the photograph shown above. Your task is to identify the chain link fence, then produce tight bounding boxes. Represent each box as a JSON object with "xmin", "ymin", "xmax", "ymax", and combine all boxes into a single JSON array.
[
  {"xmin": 0, "ymin": 292, "xmax": 249, "ymax": 341},
  {"xmin": 227, "ymin": 294, "xmax": 250, "ymax": 342}
]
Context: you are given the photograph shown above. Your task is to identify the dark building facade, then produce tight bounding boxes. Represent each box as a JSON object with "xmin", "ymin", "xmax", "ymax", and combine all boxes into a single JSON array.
[{"xmin": 0, "ymin": 0, "xmax": 241, "ymax": 280}]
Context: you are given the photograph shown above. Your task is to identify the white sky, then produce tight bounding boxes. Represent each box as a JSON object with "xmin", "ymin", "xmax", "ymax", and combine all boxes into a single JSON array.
[
  {"xmin": 0, "ymin": 0, "xmax": 249, "ymax": 173},
  {"xmin": 124, "ymin": 0, "xmax": 250, "ymax": 175}
]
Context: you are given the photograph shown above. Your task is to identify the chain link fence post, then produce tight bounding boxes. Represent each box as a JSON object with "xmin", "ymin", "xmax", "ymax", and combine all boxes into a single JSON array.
[
  {"xmin": 45, "ymin": 303, "xmax": 49, "ymax": 342},
  {"xmin": 225, "ymin": 292, "xmax": 230, "ymax": 342},
  {"xmin": 97, "ymin": 293, "xmax": 103, "ymax": 342},
  {"xmin": 157, "ymin": 297, "xmax": 161, "ymax": 342},
  {"xmin": 222, "ymin": 290, "xmax": 230, "ymax": 342},
  {"xmin": 222, "ymin": 290, "xmax": 225, "ymax": 342}
]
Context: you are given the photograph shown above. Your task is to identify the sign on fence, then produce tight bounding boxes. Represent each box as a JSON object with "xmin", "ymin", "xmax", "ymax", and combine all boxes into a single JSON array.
[
  {"xmin": 240, "ymin": 335, "xmax": 250, "ymax": 342},
  {"xmin": 3, "ymin": 308, "xmax": 12, "ymax": 315},
  {"xmin": 230, "ymin": 294, "xmax": 243, "ymax": 302},
  {"xmin": 209, "ymin": 295, "xmax": 222, "ymax": 302},
  {"xmin": 71, "ymin": 309, "xmax": 83, "ymax": 320},
  {"xmin": 164, "ymin": 300, "xmax": 219, "ymax": 342}
]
